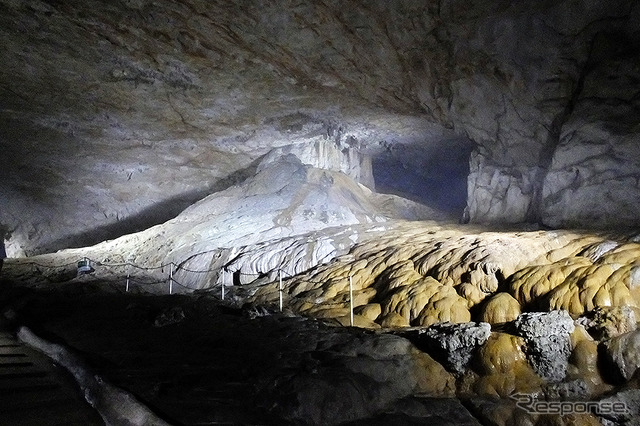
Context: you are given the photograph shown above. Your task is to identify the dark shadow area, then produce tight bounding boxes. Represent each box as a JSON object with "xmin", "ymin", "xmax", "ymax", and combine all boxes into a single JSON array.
[
  {"xmin": 38, "ymin": 158, "xmax": 263, "ymax": 254},
  {"xmin": 372, "ymin": 137, "xmax": 475, "ymax": 216},
  {"xmin": 0, "ymin": 226, "xmax": 6, "ymax": 273},
  {"xmin": 0, "ymin": 286, "xmax": 482, "ymax": 425}
]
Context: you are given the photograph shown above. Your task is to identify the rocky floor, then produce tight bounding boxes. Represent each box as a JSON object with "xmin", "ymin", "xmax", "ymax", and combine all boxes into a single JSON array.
[
  {"xmin": 2, "ymin": 222, "xmax": 640, "ymax": 425},
  {"xmin": 2, "ymin": 278, "xmax": 640, "ymax": 425},
  {"xmin": 0, "ymin": 285, "xmax": 486, "ymax": 425}
]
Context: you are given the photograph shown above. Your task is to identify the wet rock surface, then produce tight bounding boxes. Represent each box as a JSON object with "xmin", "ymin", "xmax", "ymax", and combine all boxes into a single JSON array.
[{"xmin": 3, "ymin": 261, "xmax": 640, "ymax": 425}]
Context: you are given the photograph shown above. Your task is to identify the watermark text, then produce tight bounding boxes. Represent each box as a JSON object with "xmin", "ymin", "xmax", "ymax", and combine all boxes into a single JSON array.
[{"xmin": 510, "ymin": 393, "xmax": 629, "ymax": 416}]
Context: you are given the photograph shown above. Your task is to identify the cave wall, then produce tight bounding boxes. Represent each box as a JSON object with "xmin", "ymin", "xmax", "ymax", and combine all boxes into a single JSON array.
[
  {"xmin": 435, "ymin": 1, "xmax": 640, "ymax": 226},
  {"xmin": 0, "ymin": 0, "xmax": 638, "ymax": 254}
]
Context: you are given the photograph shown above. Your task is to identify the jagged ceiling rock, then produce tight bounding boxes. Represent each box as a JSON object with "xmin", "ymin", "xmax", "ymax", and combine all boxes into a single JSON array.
[{"xmin": 0, "ymin": 0, "xmax": 639, "ymax": 255}]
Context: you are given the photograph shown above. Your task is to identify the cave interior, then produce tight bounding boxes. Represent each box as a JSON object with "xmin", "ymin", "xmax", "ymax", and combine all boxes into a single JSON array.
[{"xmin": 1, "ymin": 0, "xmax": 640, "ymax": 425}]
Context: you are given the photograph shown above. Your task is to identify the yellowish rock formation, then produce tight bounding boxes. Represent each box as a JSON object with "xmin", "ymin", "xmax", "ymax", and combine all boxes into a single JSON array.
[
  {"xmin": 478, "ymin": 292, "xmax": 521, "ymax": 324},
  {"xmin": 247, "ymin": 224, "xmax": 640, "ymax": 332},
  {"xmin": 410, "ymin": 348, "xmax": 456, "ymax": 396},
  {"xmin": 471, "ymin": 332, "xmax": 543, "ymax": 397},
  {"xmin": 508, "ymin": 258, "xmax": 594, "ymax": 308},
  {"xmin": 543, "ymin": 263, "xmax": 637, "ymax": 316},
  {"xmin": 380, "ymin": 277, "xmax": 470, "ymax": 327},
  {"xmin": 354, "ymin": 304, "xmax": 382, "ymax": 322},
  {"xmin": 567, "ymin": 337, "xmax": 609, "ymax": 396}
]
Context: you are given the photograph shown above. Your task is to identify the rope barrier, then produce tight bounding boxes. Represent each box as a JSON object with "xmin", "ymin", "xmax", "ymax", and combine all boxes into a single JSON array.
[{"xmin": 6, "ymin": 254, "xmax": 359, "ymax": 325}]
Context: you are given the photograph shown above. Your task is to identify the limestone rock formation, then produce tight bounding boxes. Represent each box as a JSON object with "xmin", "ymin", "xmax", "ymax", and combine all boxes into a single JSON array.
[
  {"xmin": 1, "ymin": 2, "xmax": 640, "ymax": 421},
  {"xmin": 258, "ymin": 332, "xmax": 456, "ymax": 425},
  {"xmin": 598, "ymin": 386, "xmax": 640, "ymax": 425},
  {"xmin": 1, "ymin": 149, "xmax": 440, "ymax": 290},
  {"xmin": 579, "ymin": 306, "xmax": 638, "ymax": 340},
  {"xmin": 604, "ymin": 330, "xmax": 640, "ymax": 382},
  {"xmin": 514, "ymin": 311, "xmax": 575, "ymax": 382},
  {"xmin": 477, "ymin": 292, "xmax": 521, "ymax": 324},
  {"xmin": 471, "ymin": 332, "xmax": 543, "ymax": 398},
  {"xmin": 418, "ymin": 322, "xmax": 491, "ymax": 375},
  {"xmin": 1, "ymin": 0, "xmax": 639, "ymax": 256}
]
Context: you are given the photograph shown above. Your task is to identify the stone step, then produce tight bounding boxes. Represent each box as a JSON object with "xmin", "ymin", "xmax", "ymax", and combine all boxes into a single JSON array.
[
  {"xmin": 0, "ymin": 360, "xmax": 34, "ymax": 368},
  {"xmin": 0, "ymin": 387, "xmax": 77, "ymax": 412},
  {"xmin": 0, "ymin": 370, "xmax": 49, "ymax": 380},
  {"xmin": 0, "ymin": 330, "xmax": 104, "ymax": 425},
  {"xmin": 0, "ymin": 398, "xmax": 103, "ymax": 426},
  {"xmin": 0, "ymin": 352, "xmax": 28, "ymax": 357},
  {"xmin": 0, "ymin": 377, "xmax": 60, "ymax": 392}
]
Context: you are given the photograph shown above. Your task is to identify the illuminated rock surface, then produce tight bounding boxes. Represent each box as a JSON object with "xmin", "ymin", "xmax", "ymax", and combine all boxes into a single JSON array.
[
  {"xmin": 604, "ymin": 330, "xmax": 640, "ymax": 382},
  {"xmin": 1, "ymin": 0, "xmax": 639, "ymax": 255},
  {"xmin": 1, "ymin": 0, "xmax": 640, "ymax": 424}
]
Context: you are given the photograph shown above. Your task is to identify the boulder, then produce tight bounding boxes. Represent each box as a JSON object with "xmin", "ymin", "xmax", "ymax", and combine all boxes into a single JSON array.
[
  {"xmin": 603, "ymin": 330, "xmax": 640, "ymax": 382},
  {"xmin": 514, "ymin": 311, "xmax": 575, "ymax": 382},
  {"xmin": 578, "ymin": 306, "xmax": 638, "ymax": 340},
  {"xmin": 418, "ymin": 322, "xmax": 491, "ymax": 375}
]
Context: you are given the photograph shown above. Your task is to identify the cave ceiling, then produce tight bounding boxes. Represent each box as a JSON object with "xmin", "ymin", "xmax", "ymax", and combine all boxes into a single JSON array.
[{"xmin": 0, "ymin": 0, "xmax": 639, "ymax": 255}]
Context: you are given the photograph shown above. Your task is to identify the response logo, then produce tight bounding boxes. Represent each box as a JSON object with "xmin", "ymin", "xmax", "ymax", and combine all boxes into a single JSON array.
[{"xmin": 509, "ymin": 392, "xmax": 629, "ymax": 416}]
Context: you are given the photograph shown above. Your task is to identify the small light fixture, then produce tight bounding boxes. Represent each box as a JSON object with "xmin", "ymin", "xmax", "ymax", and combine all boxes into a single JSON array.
[{"xmin": 77, "ymin": 257, "xmax": 94, "ymax": 275}]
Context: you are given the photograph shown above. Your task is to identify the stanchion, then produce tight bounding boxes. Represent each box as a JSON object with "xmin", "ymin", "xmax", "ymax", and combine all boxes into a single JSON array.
[
  {"xmin": 279, "ymin": 269, "xmax": 283, "ymax": 312},
  {"xmin": 169, "ymin": 264, "xmax": 173, "ymax": 295},
  {"xmin": 349, "ymin": 275, "xmax": 354, "ymax": 326},
  {"xmin": 221, "ymin": 270, "xmax": 225, "ymax": 301}
]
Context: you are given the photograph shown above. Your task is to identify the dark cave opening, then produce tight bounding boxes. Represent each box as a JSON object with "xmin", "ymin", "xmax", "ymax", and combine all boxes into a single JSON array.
[{"xmin": 372, "ymin": 138, "xmax": 475, "ymax": 217}]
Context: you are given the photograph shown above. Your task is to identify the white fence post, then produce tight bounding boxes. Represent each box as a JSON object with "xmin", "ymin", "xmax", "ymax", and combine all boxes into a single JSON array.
[
  {"xmin": 221, "ymin": 270, "xmax": 225, "ymax": 301},
  {"xmin": 169, "ymin": 264, "xmax": 173, "ymax": 295},
  {"xmin": 279, "ymin": 269, "xmax": 283, "ymax": 312},
  {"xmin": 349, "ymin": 275, "xmax": 354, "ymax": 326},
  {"xmin": 126, "ymin": 273, "xmax": 130, "ymax": 292}
]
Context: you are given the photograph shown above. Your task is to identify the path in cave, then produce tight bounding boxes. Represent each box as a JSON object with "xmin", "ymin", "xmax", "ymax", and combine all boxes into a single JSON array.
[
  {"xmin": 0, "ymin": 330, "xmax": 104, "ymax": 425},
  {"xmin": 3, "ymin": 286, "xmax": 482, "ymax": 426}
]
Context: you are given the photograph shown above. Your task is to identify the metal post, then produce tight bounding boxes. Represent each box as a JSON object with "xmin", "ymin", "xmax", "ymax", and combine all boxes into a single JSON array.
[
  {"xmin": 221, "ymin": 270, "xmax": 225, "ymax": 301},
  {"xmin": 349, "ymin": 275, "xmax": 354, "ymax": 326},
  {"xmin": 126, "ymin": 273, "xmax": 130, "ymax": 292},
  {"xmin": 279, "ymin": 269, "xmax": 283, "ymax": 312},
  {"xmin": 169, "ymin": 264, "xmax": 173, "ymax": 295}
]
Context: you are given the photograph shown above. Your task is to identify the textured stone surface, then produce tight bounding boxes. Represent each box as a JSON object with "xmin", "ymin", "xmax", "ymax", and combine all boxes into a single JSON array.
[
  {"xmin": 1, "ymin": 150, "xmax": 439, "ymax": 290},
  {"xmin": 542, "ymin": 30, "xmax": 640, "ymax": 229},
  {"xmin": 418, "ymin": 322, "xmax": 491, "ymax": 375},
  {"xmin": 5, "ymin": 198, "xmax": 640, "ymax": 419},
  {"xmin": 5, "ymin": 198, "xmax": 640, "ymax": 339},
  {"xmin": 604, "ymin": 330, "xmax": 640, "ymax": 382},
  {"xmin": 599, "ymin": 388, "xmax": 640, "ymax": 424},
  {"xmin": 568, "ymin": 326, "xmax": 610, "ymax": 396},
  {"xmin": 514, "ymin": 311, "xmax": 575, "ymax": 382},
  {"xmin": 579, "ymin": 306, "xmax": 638, "ymax": 340},
  {"xmin": 1, "ymin": 0, "xmax": 639, "ymax": 256},
  {"xmin": 508, "ymin": 245, "xmax": 640, "ymax": 316},
  {"xmin": 478, "ymin": 292, "xmax": 521, "ymax": 324},
  {"xmin": 471, "ymin": 332, "xmax": 543, "ymax": 398}
]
